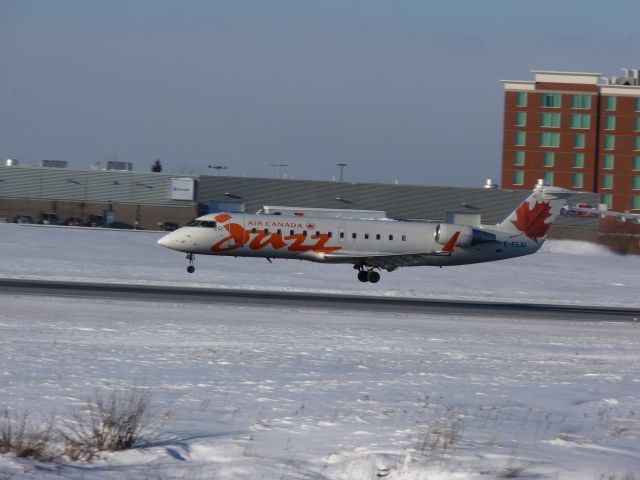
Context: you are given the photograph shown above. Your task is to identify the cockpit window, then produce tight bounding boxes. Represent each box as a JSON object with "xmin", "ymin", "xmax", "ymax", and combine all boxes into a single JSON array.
[{"xmin": 186, "ymin": 220, "xmax": 217, "ymax": 228}]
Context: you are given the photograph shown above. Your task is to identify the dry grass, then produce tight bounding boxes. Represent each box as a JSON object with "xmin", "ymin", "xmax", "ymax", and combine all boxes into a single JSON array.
[
  {"xmin": 0, "ymin": 408, "xmax": 58, "ymax": 461},
  {"xmin": 61, "ymin": 388, "xmax": 153, "ymax": 461}
]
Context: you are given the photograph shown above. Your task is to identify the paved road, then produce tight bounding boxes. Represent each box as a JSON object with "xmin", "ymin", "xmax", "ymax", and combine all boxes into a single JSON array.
[{"xmin": 0, "ymin": 278, "xmax": 637, "ymax": 321}]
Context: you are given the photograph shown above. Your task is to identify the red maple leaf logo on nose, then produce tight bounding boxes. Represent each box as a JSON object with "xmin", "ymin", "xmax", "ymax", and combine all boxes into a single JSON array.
[{"xmin": 510, "ymin": 201, "xmax": 552, "ymax": 243}]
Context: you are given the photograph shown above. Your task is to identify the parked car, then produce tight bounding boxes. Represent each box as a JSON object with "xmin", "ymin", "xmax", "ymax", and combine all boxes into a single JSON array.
[
  {"xmin": 63, "ymin": 217, "xmax": 83, "ymax": 226},
  {"xmin": 0, "ymin": 214, "xmax": 8, "ymax": 223},
  {"xmin": 85, "ymin": 214, "xmax": 105, "ymax": 227},
  {"xmin": 38, "ymin": 212, "xmax": 61, "ymax": 225},
  {"xmin": 162, "ymin": 222, "xmax": 179, "ymax": 231},
  {"xmin": 561, "ymin": 203, "xmax": 598, "ymax": 217},
  {"xmin": 14, "ymin": 214, "xmax": 34, "ymax": 224}
]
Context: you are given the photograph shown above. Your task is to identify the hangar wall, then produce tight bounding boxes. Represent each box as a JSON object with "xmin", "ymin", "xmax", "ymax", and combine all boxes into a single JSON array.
[{"xmin": 0, "ymin": 166, "xmax": 598, "ymax": 233}]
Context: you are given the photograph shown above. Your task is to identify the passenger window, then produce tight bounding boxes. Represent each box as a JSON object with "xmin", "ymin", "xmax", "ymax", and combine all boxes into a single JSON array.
[
  {"xmin": 251, "ymin": 228, "xmax": 257, "ymax": 234},
  {"xmin": 277, "ymin": 229, "xmax": 282, "ymax": 235},
  {"xmin": 352, "ymin": 233, "xmax": 357, "ymax": 239},
  {"xmin": 340, "ymin": 232, "xmax": 345, "ymax": 239},
  {"xmin": 316, "ymin": 230, "xmax": 320, "ymax": 236},
  {"xmin": 328, "ymin": 232, "xmax": 332, "ymax": 238},
  {"xmin": 264, "ymin": 229, "xmax": 269, "ymax": 233},
  {"xmin": 364, "ymin": 233, "xmax": 369, "ymax": 239},
  {"xmin": 302, "ymin": 230, "xmax": 307, "ymax": 236},
  {"xmin": 376, "ymin": 234, "xmax": 380, "ymax": 240},
  {"xmin": 290, "ymin": 229, "xmax": 295, "ymax": 235},
  {"xmin": 389, "ymin": 234, "xmax": 394, "ymax": 241},
  {"xmin": 402, "ymin": 235, "xmax": 407, "ymax": 241}
]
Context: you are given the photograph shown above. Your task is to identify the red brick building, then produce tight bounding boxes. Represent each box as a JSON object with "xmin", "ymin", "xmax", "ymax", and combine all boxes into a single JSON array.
[{"xmin": 501, "ymin": 69, "xmax": 640, "ymax": 212}]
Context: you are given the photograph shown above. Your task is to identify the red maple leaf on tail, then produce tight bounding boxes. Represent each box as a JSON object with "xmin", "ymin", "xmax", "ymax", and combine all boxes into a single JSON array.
[{"xmin": 510, "ymin": 200, "xmax": 552, "ymax": 243}]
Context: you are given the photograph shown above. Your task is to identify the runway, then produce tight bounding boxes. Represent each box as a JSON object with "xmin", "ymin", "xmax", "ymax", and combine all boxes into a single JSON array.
[{"xmin": 0, "ymin": 278, "xmax": 637, "ymax": 321}]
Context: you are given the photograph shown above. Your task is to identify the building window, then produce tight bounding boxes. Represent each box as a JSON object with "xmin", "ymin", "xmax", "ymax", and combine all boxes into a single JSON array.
[
  {"xmin": 543, "ymin": 172, "xmax": 554, "ymax": 185},
  {"xmin": 602, "ymin": 174, "xmax": 613, "ymax": 189},
  {"xmin": 574, "ymin": 134, "xmax": 585, "ymax": 149},
  {"xmin": 571, "ymin": 94, "xmax": 591, "ymax": 109},
  {"xmin": 516, "ymin": 92, "xmax": 528, "ymax": 107},
  {"xmin": 512, "ymin": 170, "xmax": 524, "ymax": 185},
  {"xmin": 603, "ymin": 135, "xmax": 615, "ymax": 150},
  {"xmin": 633, "ymin": 156, "xmax": 640, "ymax": 171},
  {"xmin": 632, "ymin": 196, "xmax": 640, "ymax": 210},
  {"xmin": 572, "ymin": 153, "xmax": 584, "ymax": 168},
  {"xmin": 570, "ymin": 114, "xmax": 590, "ymax": 129},
  {"xmin": 636, "ymin": 98, "xmax": 640, "ymax": 112},
  {"xmin": 540, "ymin": 112, "xmax": 560, "ymax": 128},
  {"xmin": 635, "ymin": 118, "xmax": 640, "ymax": 131},
  {"xmin": 541, "ymin": 93, "xmax": 561, "ymax": 108},
  {"xmin": 601, "ymin": 194, "xmax": 612, "ymax": 209},
  {"xmin": 515, "ymin": 131, "xmax": 526, "ymax": 146},
  {"xmin": 543, "ymin": 152, "xmax": 555, "ymax": 167},
  {"xmin": 515, "ymin": 112, "xmax": 527, "ymax": 126},
  {"xmin": 605, "ymin": 96, "xmax": 617, "ymax": 111},
  {"xmin": 602, "ymin": 154, "xmax": 614, "ymax": 169},
  {"xmin": 571, "ymin": 173, "xmax": 583, "ymax": 188},
  {"xmin": 540, "ymin": 132, "xmax": 560, "ymax": 147},
  {"xmin": 633, "ymin": 176, "xmax": 640, "ymax": 190},
  {"xmin": 634, "ymin": 137, "xmax": 640, "ymax": 151},
  {"xmin": 513, "ymin": 151, "xmax": 525, "ymax": 166},
  {"xmin": 604, "ymin": 116, "xmax": 616, "ymax": 130}
]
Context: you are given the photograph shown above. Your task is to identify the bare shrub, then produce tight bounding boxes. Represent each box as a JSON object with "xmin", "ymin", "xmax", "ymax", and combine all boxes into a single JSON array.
[
  {"xmin": 0, "ymin": 408, "xmax": 58, "ymax": 461},
  {"xmin": 415, "ymin": 410, "xmax": 464, "ymax": 455},
  {"xmin": 60, "ymin": 388, "xmax": 153, "ymax": 461}
]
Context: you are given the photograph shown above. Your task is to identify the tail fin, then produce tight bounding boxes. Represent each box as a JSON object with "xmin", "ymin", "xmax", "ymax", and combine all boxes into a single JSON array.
[{"xmin": 497, "ymin": 184, "xmax": 573, "ymax": 244}]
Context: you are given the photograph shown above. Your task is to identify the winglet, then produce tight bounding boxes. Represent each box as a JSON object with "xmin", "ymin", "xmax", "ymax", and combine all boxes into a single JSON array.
[{"xmin": 441, "ymin": 231, "xmax": 460, "ymax": 253}]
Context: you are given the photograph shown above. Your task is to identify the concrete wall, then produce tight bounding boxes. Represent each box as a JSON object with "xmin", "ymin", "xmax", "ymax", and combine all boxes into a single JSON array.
[{"xmin": 0, "ymin": 197, "xmax": 196, "ymax": 230}]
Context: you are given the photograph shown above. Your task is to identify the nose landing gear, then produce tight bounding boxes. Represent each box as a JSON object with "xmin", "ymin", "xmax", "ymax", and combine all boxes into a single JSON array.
[
  {"xmin": 355, "ymin": 265, "xmax": 381, "ymax": 283},
  {"xmin": 186, "ymin": 253, "xmax": 195, "ymax": 273}
]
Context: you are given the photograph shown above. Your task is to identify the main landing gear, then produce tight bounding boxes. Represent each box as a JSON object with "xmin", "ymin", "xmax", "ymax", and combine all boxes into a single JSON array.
[
  {"xmin": 355, "ymin": 265, "xmax": 380, "ymax": 283},
  {"xmin": 186, "ymin": 253, "xmax": 195, "ymax": 273}
]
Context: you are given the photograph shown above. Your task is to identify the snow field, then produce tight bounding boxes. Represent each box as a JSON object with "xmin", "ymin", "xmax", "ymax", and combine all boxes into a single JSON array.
[
  {"xmin": 0, "ymin": 296, "xmax": 639, "ymax": 479},
  {"xmin": 0, "ymin": 223, "xmax": 639, "ymax": 478},
  {"xmin": 1, "ymin": 223, "xmax": 639, "ymax": 307}
]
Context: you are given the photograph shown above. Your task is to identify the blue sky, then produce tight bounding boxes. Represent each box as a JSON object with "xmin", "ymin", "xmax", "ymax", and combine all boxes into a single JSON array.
[{"xmin": 1, "ymin": 0, "xmax": 639, "ymax": 186}]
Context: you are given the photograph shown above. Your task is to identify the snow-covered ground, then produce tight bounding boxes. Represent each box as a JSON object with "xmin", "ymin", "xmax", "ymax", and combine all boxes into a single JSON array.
[
  {"xmin": 0, "ymin": 224, "xmax": 639, "ymax": 479},
  {"xmin": 1, "ymin": 223, "xmax": 639, "ymax": 306}
]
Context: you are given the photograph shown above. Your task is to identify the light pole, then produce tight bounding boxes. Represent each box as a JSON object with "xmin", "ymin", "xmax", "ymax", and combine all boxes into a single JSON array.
[
  {"xmin": 270, "ymin": 163, "xmax": 289, "ymax": 179},
  {"xmin": 207, "ymin": 165, "xmax": 228, "ymax": 176},
  {"xmin": 336, "ymin": 163, "xmax": 348, "ymax": 182}
]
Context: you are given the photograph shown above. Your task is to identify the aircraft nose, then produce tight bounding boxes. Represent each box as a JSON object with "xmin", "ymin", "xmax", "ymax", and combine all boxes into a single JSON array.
[{"xmin": 158, "ymin": 232, "xmax": 176, "ymax": 249}]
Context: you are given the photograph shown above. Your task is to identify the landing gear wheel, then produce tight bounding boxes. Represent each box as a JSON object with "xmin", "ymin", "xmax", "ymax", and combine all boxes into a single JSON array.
[
  {"xmin": 186, "ymin": 253, "xmax": 195, "ymax": 273},
  {"xmin": 368, "ymin": 271, "xmax": 380, "ymax": 283},
  {"xmin": 357, "ymin": 271, "xmax": 369, "ymax": 282}
]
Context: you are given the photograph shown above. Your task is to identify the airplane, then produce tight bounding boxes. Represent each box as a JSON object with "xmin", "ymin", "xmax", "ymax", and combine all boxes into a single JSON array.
[{"xmin": 158, "ymin": 183, "xmax": 574, "ymax": 283}]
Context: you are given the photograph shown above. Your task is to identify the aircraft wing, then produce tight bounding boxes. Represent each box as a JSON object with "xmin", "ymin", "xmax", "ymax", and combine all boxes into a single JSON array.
[{"xmin": 322, "ymin": 249, "xmax": 453, "ymax": 271}]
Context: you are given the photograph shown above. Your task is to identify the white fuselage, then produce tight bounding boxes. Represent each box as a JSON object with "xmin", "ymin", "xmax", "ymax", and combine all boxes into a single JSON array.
[{"xmin": 158, "ymin": 211, "xmax": 540, "ymax": 268}]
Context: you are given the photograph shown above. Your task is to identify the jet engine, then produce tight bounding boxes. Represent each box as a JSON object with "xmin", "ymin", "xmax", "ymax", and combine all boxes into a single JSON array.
[{"xmin": 435, "ymin": 223, "xmax": 496, "ymax": 247}]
